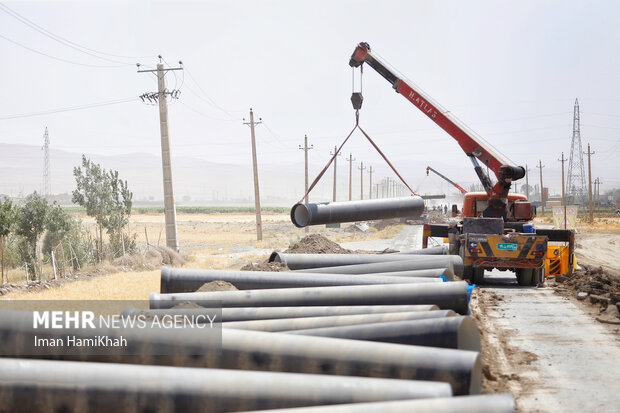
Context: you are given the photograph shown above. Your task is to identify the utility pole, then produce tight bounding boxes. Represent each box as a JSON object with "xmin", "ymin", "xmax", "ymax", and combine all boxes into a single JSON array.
[
  {"xmin": 559, "ymin": 152, "xmax": 567, "ymax": 229},
  {"xmin": 243, "ymin": 109, "xmax": 263, "ymax": 241},
  {"xmin": 594, "ymin": 177, "xmax": 601, "ymax": 208},
  {"xmin": 138, "ymin": 59, "xmax": 183, "ymax": 251},
  {"xmin": 42, "ymin": 127, "xmax": 50, "ymax": 199},
  {"xmin": 348, "ymin": 153, "xmax": 356, "ymax": 201},
  {"xmin": 584, "ymin": 143, "xmax": 595, "ymax": 224},
  {"xmin": 358, "ymin": 162, "xmax": 366, "ymax": 200},
  {"xmin": 537, "ymin": 160, "xmax": 545, "ymax": 215},
  {"xmin": 299, "ymin": 135, "xmax": 313, "ymax": 232},
  {"xmin": 368, "ymin": 166, "xmax": 374, "ymax": 199},
  {"xmin": 299, "ymin": 135, "xmax": 314, "ymax": 203},
  {"xmin": 525, "ymin": 164, "xmax": 529, "ymax": 199},
  {"xmin": 329, "ymin": 146, "xmax": 341, "ymax": 202}
]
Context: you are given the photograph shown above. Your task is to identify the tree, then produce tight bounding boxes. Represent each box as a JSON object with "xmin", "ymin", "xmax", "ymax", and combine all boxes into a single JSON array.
[
  {"xmin": 72, "ymin": 155, "xmax": 133, "ymax": 259},
  {"xmin": 0, "ymin": 197, "xmax": 16, "ymax": 283},
  {"xmin": 44, "ymin": 203, "xmax": 73, "ymax": 277},
  {"xmin": 15, "ymin": 192, "xmax": 49, "ymax": 280}
]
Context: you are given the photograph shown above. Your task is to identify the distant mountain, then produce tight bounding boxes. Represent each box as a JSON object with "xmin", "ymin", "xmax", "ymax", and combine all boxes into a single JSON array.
[{"xmin": 2, "ymin": 143, "xmax": 555, "ymax": 206}]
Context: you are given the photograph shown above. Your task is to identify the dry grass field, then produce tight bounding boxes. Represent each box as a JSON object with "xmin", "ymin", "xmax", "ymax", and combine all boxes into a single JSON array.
[{"xmin": 1, "ymin": 212, "xmax": 403, "ymax": 302}]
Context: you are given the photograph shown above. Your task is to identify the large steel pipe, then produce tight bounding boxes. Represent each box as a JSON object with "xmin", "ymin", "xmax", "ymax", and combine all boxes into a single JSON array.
[
  {"xmin": 290, "ymin": 196, "xmax": 424, "ymax": 227},
  {"xmin": 295, "ymin": 264, "xmax": 454, "ymax": 280},
  {"xmin": 122, "ymin": 304, "xmax": 439, "ymax": 322},
  {"xmin": 150, "ymin": 281, "xmax": 471, "ymax": 315},
  {"xmin": 398, "ymin": 245, "xmax": 449, "ymax": 255},
  {"xmin": 238, "ymin": 394, "xmax": 515, "ymax": 413},
  {"xmin": 286, "ymin": 316, "xmax": 480, "ymax": 351},
  {"xmin": 0, "ymin": 311, "xmax": 480, "ymax": 395},
  {"xmin": 271, "ymin": 253, "xmax": 464, "ymax": 276},
  {"xmin": 0, "ymin": 359, "xmax": 452, "ymax": 412},
  {"xmin": 222, "ymin": 310, "xmax": 455, "ymax": 332},
  {"xmin": 160, "ymin": 266, "xmax": 441, "ymax": 294}
]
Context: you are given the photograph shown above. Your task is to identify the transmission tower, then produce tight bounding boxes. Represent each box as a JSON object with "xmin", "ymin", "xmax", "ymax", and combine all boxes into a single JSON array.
[
  {"xmin": 42, "ymin": 127, "xmax": 51, "ymax": 198},
  {"xmin": 566, "ymin": 98, "xmax": 587, "ymax": 205}
]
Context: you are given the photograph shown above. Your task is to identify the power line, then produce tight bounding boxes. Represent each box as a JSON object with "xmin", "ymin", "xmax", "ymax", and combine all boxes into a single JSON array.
[
  {"xmin": 0, "ymin": 2, "xmax": 152, "ymax": 61},
  {"xmin": 0, "ymin": 33, "xmax": 128, "ymax": 68},
  {"xmin": 0, "ymin": 97, "xmax": 138, "ymax": 120},
  {"xmin": 183, "ymin": 65, "xmax": 242, "ymax": 119}
]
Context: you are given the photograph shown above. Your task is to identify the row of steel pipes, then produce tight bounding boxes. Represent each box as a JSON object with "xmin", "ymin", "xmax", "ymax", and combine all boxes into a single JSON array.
[{"xmin": 0, "ymin": 230, "xmax": 515, "ymax": 412}]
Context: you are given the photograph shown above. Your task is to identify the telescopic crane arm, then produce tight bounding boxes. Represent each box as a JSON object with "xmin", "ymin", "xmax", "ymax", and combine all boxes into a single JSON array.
[
  {"xmin": 349, "ymin": 42, "xmax": 525, "ymax": 205},
  {"xmin": 426, "ymin": 166, "xmax": 468, "ymax": 195}
]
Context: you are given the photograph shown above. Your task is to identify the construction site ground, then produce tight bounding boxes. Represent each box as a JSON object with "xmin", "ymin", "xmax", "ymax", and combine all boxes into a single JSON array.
[{"xmin": 2, "ymin": 212, "xmax": 619, "ymax": 411}]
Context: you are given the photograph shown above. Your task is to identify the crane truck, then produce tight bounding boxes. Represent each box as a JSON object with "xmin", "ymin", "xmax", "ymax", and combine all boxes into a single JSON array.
[{"xmin": 350, "ymin": 42, "xmax": 574, "ymax": 285}]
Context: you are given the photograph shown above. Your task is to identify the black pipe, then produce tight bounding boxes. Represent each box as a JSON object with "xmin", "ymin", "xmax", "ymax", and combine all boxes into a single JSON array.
[
  {"xmin": 397, "ymin": 245, "xmax": 448, "ymax": 255},
  {"xmin": 295, "ymin": 265, "xmax": 453, "ymax": 280},
  {"xmin": 0, "ymin": 358, "xmax": 453, "ymax": 412},
  {"xmin": 290, "ymin": 196, "xmax": 424, "ymax": 227},
  {"xmin": 270, "ymin": 253, "xmax": 464, "ymax": 276},
  {"xmin": 237, "ymin": 394, "xmax": 515, "ymax": 413},
  {"xmin": 160, "ymin": 266, "xmax": 441, "ymax": 294},
  {"xmin": 286, "ymin": 316, "xmax": 480, "ymax": 351},
  {"xmin": 122, "ymin": 304, "xmax": 439, "ymax": 322},
  {"xmin": 222, "ymin": 310, "xmax": 455, "ymax": 332},
  {"xmin": 150, "ymin": 281, "xmax": 471, "ymax": 315}
]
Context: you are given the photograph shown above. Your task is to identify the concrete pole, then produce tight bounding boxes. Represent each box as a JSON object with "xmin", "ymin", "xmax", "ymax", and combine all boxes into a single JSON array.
[
  {"xmin": 559, "ymin": 152, "xmax": 566, "ymax": 229},
  {"xmin": 248, "ymin": 109, "xmax": 263, "ymax": 240},
  {"xmin": 585, "ymin": 143, "xmax": 595, "ymax": 224},
  {"xmin": 537, "ymin": 160, "xmax": 545, "ymax": 215},
  {"xmin": 299, "ymin": 135, "xmax": 313, "ymax": 232},
  {"xmin": 348, "ymin": 154, "xmax": 355, "ymax": 201},
  {"xmin": 157, "ymin": 63, "xmax": 179, "ymax": 251},
  {"xmin": 359, "ymin": 162, "xmax": 366, "ymax": 200},
  {"xmin": 331, "ymin": 146, "xmax": 338, "ymax": 202},
  {"xmin": 368, "ymin": 166, "xmax": 373, "ymax": 199},
  {"xmin": 525, "ymin": 164, "xmax": 529, "ymax": 199}
]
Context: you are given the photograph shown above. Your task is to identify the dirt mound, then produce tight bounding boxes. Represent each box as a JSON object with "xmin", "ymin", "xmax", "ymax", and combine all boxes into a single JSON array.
[
  {"xmin": 427, "ymin": 210, "xmax": 449, "ymax": 224},
  {"xmin": 196, "ymin": 280, "xmax": 238, "ymax": 292},
  {"xmin": 372, "ymin": 218, "xmax": 401, "ymax": 231},
  {"xmin": 285, "ymin": 234, "xmax": 352, "ymax": 254},
  {"xmin": 240, "ymin": 261, "xmax": 288, "ymax": 272},
  {"xmin": 554, "ymin": 264, "xmax": 620, "ymax": 320},
  {"xmin": 171, "ymin": 302, "xmax": 206, "ymax": 309},
  {"xmin": 146, "ymin": 246, "xmax": 186, "ymax": 266}
]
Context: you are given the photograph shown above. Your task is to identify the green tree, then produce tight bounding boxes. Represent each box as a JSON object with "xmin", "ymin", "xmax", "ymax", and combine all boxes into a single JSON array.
[
  {"xmin": 15, "ymin": 192, "xmax": 49, "ymax": 280},
  {"xmin": 72, "ymin": 155, "xmax": 133, "ymax": 259},
  {"xmin": 43, "ymin": 204, "xmax": 73, "ymax": 277},
  {"xmin": 0, "ymin": 197, "xmax": 16, "ymax": 283}
]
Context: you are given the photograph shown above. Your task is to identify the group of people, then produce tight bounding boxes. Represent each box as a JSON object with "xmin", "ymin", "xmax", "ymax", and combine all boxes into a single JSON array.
[{"xmin": 430, "ymin": 204, "xmax": 450, "ymax": 215}]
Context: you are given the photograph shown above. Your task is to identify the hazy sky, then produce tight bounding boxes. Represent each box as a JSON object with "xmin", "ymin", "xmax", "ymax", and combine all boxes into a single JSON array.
[{"xmin": 0, "ymin": 0, "xmax": 618, "ymax": 200}]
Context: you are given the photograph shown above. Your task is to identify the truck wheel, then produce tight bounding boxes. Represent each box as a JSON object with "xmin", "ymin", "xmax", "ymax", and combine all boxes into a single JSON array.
[
  {"xmin": 462, "ymin": 266, "xmax": 473, "ymax": 283},
  {"xmin": 472, "ymin": 267, "xmax": 485, "ymax": 284},
  {"xmin": 516, "ymin": 268, "xmax": 533, "ymax": 286},
  {"xmin": 532, "ymin": 268, "xmax": 544, "ymax": 285}
]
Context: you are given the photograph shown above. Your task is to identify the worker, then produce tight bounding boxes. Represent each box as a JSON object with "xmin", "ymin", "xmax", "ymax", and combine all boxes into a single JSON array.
[{"xmin": 447, "ymin": 219, "xmax": 459, "ymax": 255}]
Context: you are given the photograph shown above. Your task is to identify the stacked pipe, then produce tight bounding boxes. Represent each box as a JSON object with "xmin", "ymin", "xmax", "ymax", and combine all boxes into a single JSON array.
[{"xmin": 1, "ymin": 198, "xmax": 512, "ymax": 412}]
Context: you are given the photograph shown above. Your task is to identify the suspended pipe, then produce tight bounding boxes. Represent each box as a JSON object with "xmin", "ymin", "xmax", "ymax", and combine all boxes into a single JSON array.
[
  {"xmin": 0, "ymin": 310, "xmax": 481, "ymax": 395},
  {"xmin": 286, "ymin": 316, "xmax": 480, "ymax": 351},
  {"xmin": 290, "ymin": 196, "xmax": 425, "ymax": 228},
  {"xmin": 270, "ymin": 253, "xmax": 464, "ymax": 276},
  {"xmin": 122, "ymin": 304, "xmax": 439, "ymax": 322},
  {"xmin": 0, "ymin": 358, "xmax": 453, "ymax": 412},
  {"xmin": 238, "ymin": 394, "xmax": 515, "ymax": 413},
  {"xmin": 150, "ymin": 281, "xmax": 471, "ymax": 315},
  {"xmin": 222, "ymin": 310, "xmax": 455, "ymax": 332},
  {"xmin": 160, "ymin": 266, "xmax": 441, "ymax": 294},
  {"xmin": 397, "ymin": 245, "xmax": 449, "ymax": 255}
]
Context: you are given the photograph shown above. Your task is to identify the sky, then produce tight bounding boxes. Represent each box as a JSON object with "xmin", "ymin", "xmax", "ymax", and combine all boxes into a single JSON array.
[{"xmin": 0, "ymin": 0, "xmax": 618, "ymax": 203}]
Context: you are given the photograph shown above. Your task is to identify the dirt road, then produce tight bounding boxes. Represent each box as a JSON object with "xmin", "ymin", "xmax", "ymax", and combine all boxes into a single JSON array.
[{"xmin": 350, "ymin": 226, "xmax": 620, "ymax": 411}]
